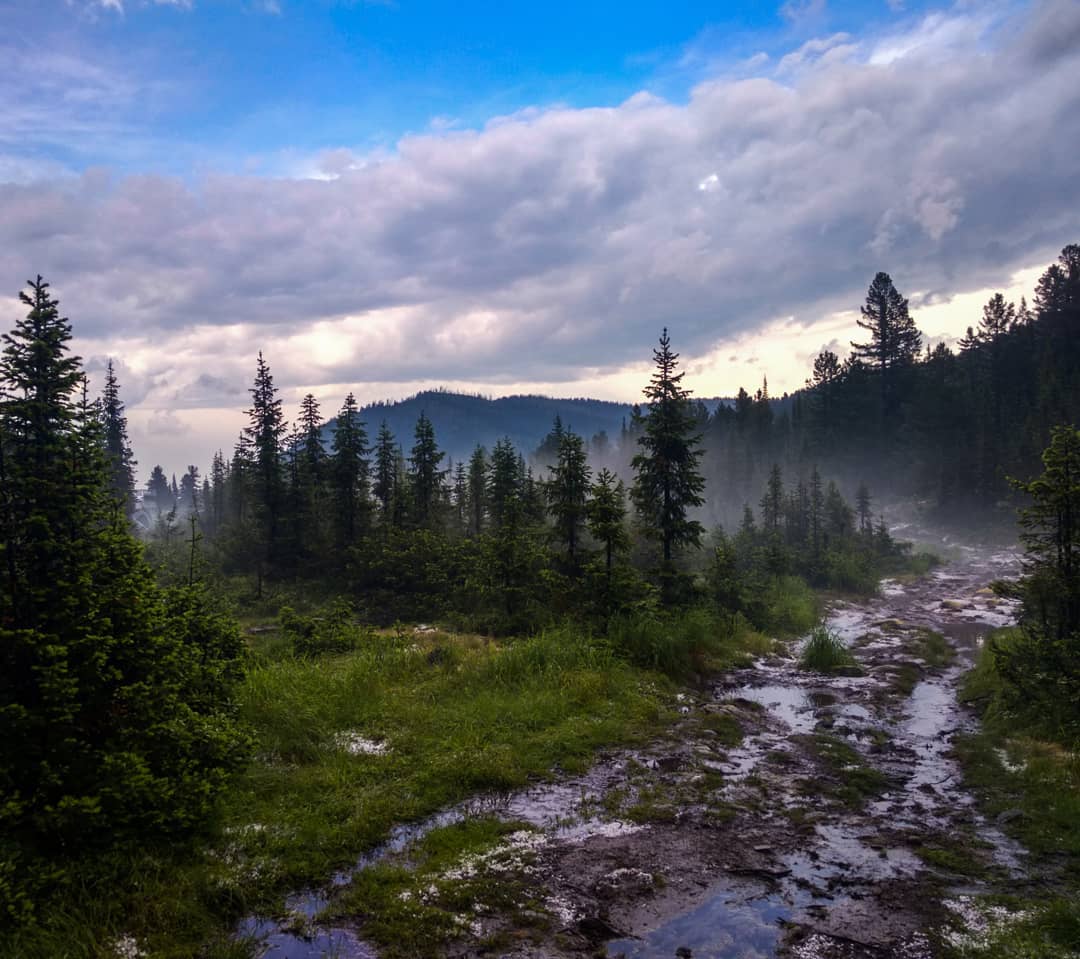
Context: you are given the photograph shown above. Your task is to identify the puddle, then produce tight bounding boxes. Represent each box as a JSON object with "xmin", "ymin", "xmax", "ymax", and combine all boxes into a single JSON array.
[
  {"xmin": 238, "ymin": 757, "xmax": 648, "ymax": 954},
  {"xmin": 785, "ymin": 823, "xmax": 922, "ymax": 884},
  {"xmin": 729, "ymin": 684, "xmax": 815, "ymax": 735},
  {"xmin": 236, "ymin": 918, "xmax": 374, "ymax": 959},
  {"xmin": 606, "ymin": 884, "xmax": 788, "ymax": 958}
]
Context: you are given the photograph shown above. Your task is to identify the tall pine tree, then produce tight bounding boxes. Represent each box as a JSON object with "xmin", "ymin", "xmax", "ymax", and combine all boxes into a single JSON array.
[{"xmin": 631, "ymin": 329, "xmax": 705, "ymax": 593}]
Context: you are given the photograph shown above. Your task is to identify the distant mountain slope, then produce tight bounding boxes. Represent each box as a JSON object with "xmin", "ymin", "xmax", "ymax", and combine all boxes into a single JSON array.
[{"xmin": 324, "ymin": 390, "xmax": 726, "ymax": 463}]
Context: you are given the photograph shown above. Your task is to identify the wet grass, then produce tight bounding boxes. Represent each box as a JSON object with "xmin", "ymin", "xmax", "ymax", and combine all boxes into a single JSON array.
[
  {"xmin": 940, "ymin": 896, "xmax": 1080, "ymax": 959},
  {"xmin": 625, "ymin": 785, "xmax": 680, "ymax": 824},
  {"xmin": 800, "ymin": 625, "xmax": 860, "ymax": 674},
  {"xmin": 607, "ymin": 608, "xmax": 776, "ymax": 677},
  {"xmin": 887, "ymin": 661, "xmax": 923, "ymax": 696},
  {"xmin": 324, "ymin": 818, "xmax": 546, "ymax": 958},
  {"xmin": 6, "ymin": 609, "xmax": 777, "ymax": 958},
  {"xmin": 797, "ymin": 734, "xmax": 889, "ymax": 808},
  {"xmin": 700, "ymin": 711, "xmax": 744, "ymax": 745},
  {"xmin": 914, "ymin": 832, "xmax": 993, "ymax": 879},
  {"xmin": 3, "ymin": 626, "xmax": 667, "ymax": 958},
  {"xmin": 946, "ymin": 630, "xmax": 1080, "ymax": 958},
  {"xmin": 909, "ymin": 628, "xmax": 956, "ymax": 669}
]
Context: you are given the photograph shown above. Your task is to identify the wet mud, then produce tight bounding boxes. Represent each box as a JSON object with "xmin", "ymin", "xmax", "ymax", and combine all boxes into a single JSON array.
[{"xmin": 241, "ymin": 546, "xmax": 1037, "ymax": 959}]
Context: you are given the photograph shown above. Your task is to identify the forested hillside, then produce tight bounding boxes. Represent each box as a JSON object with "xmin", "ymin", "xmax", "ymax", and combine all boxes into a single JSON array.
[
  {"xmin": 340, "ymin": 391, "xmax": 642, "ymax": 466},
  {"xmin": 695, "ymin": 244, "xmax": 1080, "ymax": 528}
]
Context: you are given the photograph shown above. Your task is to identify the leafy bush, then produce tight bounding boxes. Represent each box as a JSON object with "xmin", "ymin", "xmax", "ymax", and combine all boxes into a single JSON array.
[{"xmin": 280, "ymin": 598, "xmax": 367, "ymax": 656}]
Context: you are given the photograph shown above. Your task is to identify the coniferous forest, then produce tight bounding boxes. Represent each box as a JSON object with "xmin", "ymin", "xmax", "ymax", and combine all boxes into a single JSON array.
[{"xmin": 2, "ymin": 244, "xmax": 1079, "ymax": 957}]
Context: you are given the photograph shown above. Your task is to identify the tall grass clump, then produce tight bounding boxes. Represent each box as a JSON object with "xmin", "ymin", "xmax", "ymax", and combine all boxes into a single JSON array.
[
  {"xmin": 761, "ymin": 575, "xmax": 820, "ymax": 636},
  {"xmin": 606, "ymin": 608, "xmax": 772, "ymax": 677},
  {"xmin": 800, "ymin": 625, "xmax": 857, "ymax": 673}
]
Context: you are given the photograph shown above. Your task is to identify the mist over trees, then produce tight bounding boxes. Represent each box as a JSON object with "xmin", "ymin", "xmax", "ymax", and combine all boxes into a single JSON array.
[
  {"xmin": 3, "ymin": 242, "xmax": 1078, "ymax": 939},
  {"xmin": 122, "ymin": 242, "xmax": 1080, "ymax": 613}
]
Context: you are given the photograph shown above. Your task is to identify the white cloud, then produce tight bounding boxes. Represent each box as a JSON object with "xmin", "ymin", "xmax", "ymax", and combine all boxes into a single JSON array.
[
  {"xmin": 780, "ymin": 0, "xmax": 827, "ymax": 24},
  {"xmin": 3, "ymin": 0, "xmax": 1079, "ymax": 474}
]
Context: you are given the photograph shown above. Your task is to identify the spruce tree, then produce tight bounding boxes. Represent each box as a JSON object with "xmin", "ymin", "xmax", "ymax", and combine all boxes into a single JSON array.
[
  {"xmin": 101, "ymin": 359, "xmax": 136, "ymax": 517},
  {"xmin": 244, "ymin": 353, "xmax": 286, "ymax": 582},
  {"xmin": 467, "ymin": 445, "xmax": 487, "ymax": 536},
  {"xmin": 487, "ymin": 438, "xmax": 520, "ymax": 531},
  {"xmin": 631, "ymin": 329, "xmax": 706, "ymax": 584},
  {"xmin": 546, "ymin": 424, "xmax": 590, "ymax": 567},
  {"xmin": 330, "ymin": 393, "xmax": 370, "ymax": 547},
  {"xmin": 0, "ymin": 278, "xmax": 248, "ymax": 918},
  {"xmin": 855, "ymin": 482, "xmax": 872, "ymax": 536},
  {"xmin": 587, "ymin": 468, "xmax": 629, "ymax": 581},
  {"xmin": 298, "ymin": 393, "xmax": 325, "ymax": 485},
  {"xmin": 372, "ymin": 421, "xmax": 397, "ymax": 522},
  {"xmin": 146, "ymin": 464, "xmax": 173, "ymax": 516},
  {"xmin": 408, "ymin": 412, "xmax": 445, "ymax": 528},
  {"xmin": 451, "ymin": 459, "xmax": 468, "ymax": 535}
]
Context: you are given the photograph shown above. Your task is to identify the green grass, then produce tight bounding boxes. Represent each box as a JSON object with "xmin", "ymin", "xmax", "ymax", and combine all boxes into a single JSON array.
[
  {"xmin": 943, "ymin": 632, "xmax": 1080, "ymax": 958},
  {"xmin": 940, "ymin": 897, "xmax": 1080, "ymax": 959},
  {"xmin": 4, "ymin": 612, "xmax": 775, "ymax": 958},
  {"xmin": 910, "ymin": 628, "xmax": 956, "ymax": 668},
  {"xmin": 798, "ymin": 734, "xmax": 889, "ymax": 808},
  {"xmin": 887, "ymin": 661, "xmax": 923, "ymax": 696},
  {"xmin": 800, "ymin": 625, "xmax": 859, "ymax": 674},
  {"xmin": 606, "ymin": 607, "xmax": 774, "ymax": 677},
  {"xmin": 761, "ymin": 576, "xmax": 820, "ymax": 636},
  {"xmin": 326, "ymin": 818, "xmax": 545, "ymax": 958},
  {"xmin": 914, "ymin": 833, "xmax": 993, "ymax": 878}
]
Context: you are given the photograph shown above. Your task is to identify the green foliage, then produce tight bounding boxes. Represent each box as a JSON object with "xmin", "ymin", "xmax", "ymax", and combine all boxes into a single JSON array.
[
  {"xmin": 982, "ymin": 426, "xmax": 1080, "ymax": 740},
  {"xmin": 800, "ymin": 625, "xmax": 857, "ymax": 673},
  {"xmin": 605, "ymin": 607, "xmax": 770, "ymax": 677},
  {"xmin": 280, "ymin": 599, "xmax": 368, "ymax": 657},
  {"xmin": 545, "ymin": 424, "xmax": 590, "ymax": 567},
  {"xmin": 759, "ymin": 575, "xmax": 820, "ymax": 636},
  {"xmin": 0, "ymin": 278, "xmax": 250, "ymax": 930},
  {"xmin": 631, "ymin": 329, "xmax": 706, "ymax": 579}
]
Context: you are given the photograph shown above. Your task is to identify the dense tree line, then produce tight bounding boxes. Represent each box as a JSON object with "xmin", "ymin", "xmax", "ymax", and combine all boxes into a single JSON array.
[
  {"xmin": 133, "ymin": 323, "xmax": 899, "ymax": 636},
  {"xmin": 695, "ymin": 244, "xmax": 1080, "ymax": 528}
]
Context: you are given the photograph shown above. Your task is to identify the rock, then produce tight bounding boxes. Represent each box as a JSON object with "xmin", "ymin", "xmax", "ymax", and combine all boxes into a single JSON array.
[
  {"xmin": 996, "ymin": 808, "xmax": 1025, "ymax": 825},
  {"xmin": 676, "ymin": 948, "xmax": 694, "ymax": 958},
  {"xmin": 577, "ymin": 916, "xmax": 624, "ymax": 942},
  {"xmin": 753, "ymin": 844, "xmax": 774, "ymax": 854},
  {"xmin": 730, "ymin": 865, "xmax": 792, "ymax": 880}
]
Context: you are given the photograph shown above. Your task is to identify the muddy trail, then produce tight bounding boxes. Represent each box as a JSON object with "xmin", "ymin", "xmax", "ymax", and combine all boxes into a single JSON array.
[{"xmin": 243, "ymin": 545, "xmax": 1039, "ymax": 959}]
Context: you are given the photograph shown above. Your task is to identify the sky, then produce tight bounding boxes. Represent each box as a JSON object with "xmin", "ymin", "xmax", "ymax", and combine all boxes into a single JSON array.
[{"xmin": 1, "ymin": 0, "xmax": 1078, "ymax": 478}]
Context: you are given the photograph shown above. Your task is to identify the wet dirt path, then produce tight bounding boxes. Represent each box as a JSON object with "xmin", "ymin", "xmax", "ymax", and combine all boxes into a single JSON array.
[{"xmin": 243, "ymin": 546, "xmax": 1033, "ymax": 959}]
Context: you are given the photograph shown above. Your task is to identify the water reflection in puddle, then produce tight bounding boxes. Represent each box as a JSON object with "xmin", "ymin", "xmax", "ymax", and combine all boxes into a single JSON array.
[
  {"xmin": 235, "ymin": 917, "xmax": 374, "ymax": 959},
  {"xmin": 606, "ymin": 886, "xmax": 788, "ymax": 959},
  {"xmin": 730, "ymin": 685, "xmax": 815, "ymax": 735}
]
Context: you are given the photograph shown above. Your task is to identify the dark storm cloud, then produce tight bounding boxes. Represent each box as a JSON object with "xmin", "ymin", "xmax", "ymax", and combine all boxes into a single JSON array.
[{"xmin": 1, "ymin": 0, "xmax": 1078, "ymax": 388}]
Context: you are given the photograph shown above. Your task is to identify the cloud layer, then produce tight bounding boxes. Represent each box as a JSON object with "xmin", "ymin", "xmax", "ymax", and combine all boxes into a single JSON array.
[{"xmin": 2, "ymin": 0, "xmax": 1079, "ymax": 430}]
